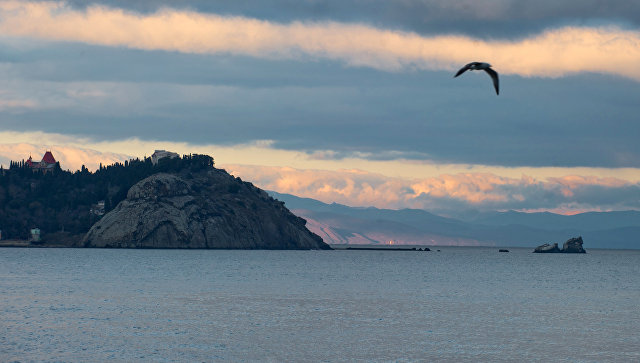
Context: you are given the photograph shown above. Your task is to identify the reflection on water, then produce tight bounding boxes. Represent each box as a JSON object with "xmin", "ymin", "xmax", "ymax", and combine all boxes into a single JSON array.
[{"xmin": 1, "ymin": 247, "xmax": 639, "ymax": 361}]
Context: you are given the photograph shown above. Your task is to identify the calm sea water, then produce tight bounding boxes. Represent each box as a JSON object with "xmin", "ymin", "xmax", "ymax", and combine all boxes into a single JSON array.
[{"xmin": 1, "ymin": 247, "xmax": 639, "ymax": 362}]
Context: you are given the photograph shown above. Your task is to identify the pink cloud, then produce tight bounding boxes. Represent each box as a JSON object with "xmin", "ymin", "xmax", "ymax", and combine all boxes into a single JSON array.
[
  {"xmin": 544, "ymin": 175, "xmax": 631, "ymax": 198},
  {"xmin": 225, "ymin": 164, "xmax": 640, "ymax": 212},
  {"xmin": 1, "ymin": 2, "xmax": 640, "ymax": 79},
  {"xmin": 547, "ymin": 175, "xmax": 630, "ymax": 189}
]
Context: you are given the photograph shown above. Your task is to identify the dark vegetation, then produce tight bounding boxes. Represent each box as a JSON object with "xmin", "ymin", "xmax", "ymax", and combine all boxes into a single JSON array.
[{"xmin": 0, "ymin": 154, "xmax": 214, "ymax": 239}]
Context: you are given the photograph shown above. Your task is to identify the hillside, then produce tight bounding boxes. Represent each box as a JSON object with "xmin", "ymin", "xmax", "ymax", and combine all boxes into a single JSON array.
[
  {"xmin": 81, "ymin": 170, "xmax": 329, "ymax": 249},
  {"xmin": 0, "ymin": 155, "xmax": 329, "ymax": 249},
  {"xmin": 0, "ymin": 154, "xmax": 219, "ymax": 240},
  {"xmin": 270, "ymin": 192, "xmax": 640, "ymax": 249}
]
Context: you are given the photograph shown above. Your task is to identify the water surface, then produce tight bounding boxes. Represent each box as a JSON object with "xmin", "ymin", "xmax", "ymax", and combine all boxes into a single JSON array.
[{"xmin": 1, "ymin": 247, "xmax": 639, "ymax": 361}]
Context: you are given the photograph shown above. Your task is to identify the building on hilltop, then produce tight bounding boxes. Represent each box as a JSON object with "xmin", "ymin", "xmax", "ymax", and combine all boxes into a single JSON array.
[
  {"xmin": 26, "ymin": 150, "xmax": 58, "ymax": 173},
  {"xmin": 151, "ymin": 150, "xmax": 179, "ymax": 165}
]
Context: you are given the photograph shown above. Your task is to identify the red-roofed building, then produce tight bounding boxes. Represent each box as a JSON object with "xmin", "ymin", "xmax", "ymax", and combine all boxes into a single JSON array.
[
  {"xmin": 26, "ymin": 156, "xmax": 36, "ymax": 167},
  {"xmin": 42, "ymin": 151, "xmax": 56, "ymax": 164},
  {"xmin": 26, "ymin": 151, "xmax": 58, "ymax": 173}
]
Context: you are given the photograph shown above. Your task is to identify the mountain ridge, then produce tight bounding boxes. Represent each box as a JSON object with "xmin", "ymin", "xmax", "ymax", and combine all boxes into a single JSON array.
[{"xmin": 269, "ymin": 191, "xmax": 640, "ymax": 249}]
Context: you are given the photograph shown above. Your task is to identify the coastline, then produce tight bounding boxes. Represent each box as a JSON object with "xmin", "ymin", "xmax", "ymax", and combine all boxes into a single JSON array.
[{"xmin": 0, "ymin": 239, "xmax": 73, "ymax": 248}]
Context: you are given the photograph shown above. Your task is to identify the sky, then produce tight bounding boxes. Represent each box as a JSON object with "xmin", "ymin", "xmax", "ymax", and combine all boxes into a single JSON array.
[{"xmin": 1, "ymin": 0, "xmax": 639, "ymax": 216}]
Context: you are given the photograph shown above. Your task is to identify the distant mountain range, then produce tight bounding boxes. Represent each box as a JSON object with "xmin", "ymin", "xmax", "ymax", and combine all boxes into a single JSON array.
[{"xmin": 269, "ymin": 192, "xmax": 640, "ymax": 249}]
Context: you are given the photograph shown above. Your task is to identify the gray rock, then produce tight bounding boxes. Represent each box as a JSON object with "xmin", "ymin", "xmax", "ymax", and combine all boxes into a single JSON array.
[
  {"xmin": 533, "ymin": 242, "xmax": 561, "ymax": 253},
  {"xmin": 534, "ymin": 237, "xmax": 587, "ymax": 253},
  {"xmin": 81, "ymin": 170, "xmax": 331, "ymax": 250},
  {"xmin": 562, "ymin": 236, "xmax": 586, "ymax": 253}
]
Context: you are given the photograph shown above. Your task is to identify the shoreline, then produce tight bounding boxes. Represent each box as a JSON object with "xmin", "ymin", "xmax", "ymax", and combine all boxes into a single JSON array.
[
  {"xmin": 336, "ymin": 246, "xmax": 431, "ymax": 251},
  {"xmin": 0, "ymin": 240, "xmax": 71, "ymax": 248}
]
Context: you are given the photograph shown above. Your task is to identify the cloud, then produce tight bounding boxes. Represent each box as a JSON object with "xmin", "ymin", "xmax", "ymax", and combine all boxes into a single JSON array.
[
  {"xmin": 1, "ymin": 134, "xmax": 639, "ymax": 213},
  {"xmin": 3, "ymin": 130, "xmax": 640, "ymax": 181},
  {"xmin": 2, "ymin": 2, "xmax": 640, "ymax": 80},
  {"xmin": 45, "ymin": 1, "xmax": 640, "ymax": 38},
  {"xmin": 225, "ymin": 164, "xmax": 640, "ymax": 213},
  {"xmin": 0, "ymin": 98, "xmax": 36, "ymax": 110},
  {"xmin": 1, "ymin": 5, "xmax": 640, "ymax": 169},
  {"xmin": 2, "ymin": 58, "xmax": 640, "ymax": 168}
]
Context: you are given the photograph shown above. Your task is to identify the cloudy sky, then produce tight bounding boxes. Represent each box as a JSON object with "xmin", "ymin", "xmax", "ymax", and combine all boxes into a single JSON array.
[{"xmin": 1, "ymin": 0, "xmax": 639, "ymax": 215}]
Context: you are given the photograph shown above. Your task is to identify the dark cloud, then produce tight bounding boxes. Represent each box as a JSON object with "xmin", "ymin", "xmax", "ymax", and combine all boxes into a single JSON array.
[
  {"xmin": 40, "ymin": 0, "xmax": 640, "ymax": 38},
  {"xmin": 2, "ymin": 40, "xmax": 640, "ymax": 168}
]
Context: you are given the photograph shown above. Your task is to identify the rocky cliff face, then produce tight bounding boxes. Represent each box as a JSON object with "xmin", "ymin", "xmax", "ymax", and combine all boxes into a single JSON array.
[
  {"xmin": 81, "ymin": 170, "xmax": 331, "ymax": 250},
  {"xmin": 562, "ymin": 236, "xmax": 586, "ymax": 253}
]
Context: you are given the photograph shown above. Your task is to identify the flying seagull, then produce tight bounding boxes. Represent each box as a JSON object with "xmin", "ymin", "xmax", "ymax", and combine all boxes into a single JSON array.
[{"xmin": 454, "ymin": 62, "xmax": 499, "ymax": 95}]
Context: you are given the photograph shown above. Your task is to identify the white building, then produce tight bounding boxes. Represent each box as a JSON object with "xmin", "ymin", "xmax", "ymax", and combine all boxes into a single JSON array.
[
  {"xmin": 151, "ymin": 150, "xmax": 179, "ymax": 165},
  {"xmin": 90, "ymin": 200, "xmax": 106, "ymax": 216},
  {"xmin": 30, "ymin": 228, "xmax": 41, "ymax": 242}
]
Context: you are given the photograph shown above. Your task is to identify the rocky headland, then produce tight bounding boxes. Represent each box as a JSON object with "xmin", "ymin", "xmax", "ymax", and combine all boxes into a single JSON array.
[
  {"xmin": 534, "ymin": 236, "xmax": 586, "ymax": 253},
  {"xmin": 79, "ymin": 169, "xmax": 331, "ymax": 250}
]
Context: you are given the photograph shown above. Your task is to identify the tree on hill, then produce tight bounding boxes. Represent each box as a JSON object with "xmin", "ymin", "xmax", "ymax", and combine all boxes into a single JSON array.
[{"xmin": 0, "ymin": 154, "xmax": 214, "ymax": 240}]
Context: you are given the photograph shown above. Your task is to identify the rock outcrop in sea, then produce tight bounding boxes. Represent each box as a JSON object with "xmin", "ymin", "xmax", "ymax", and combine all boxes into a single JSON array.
[
  {"xmin": 533, "ymin": 243, "xmax": 561, "ymax": 253},
  {"xmin": 534, "ymin": 236, "xmax": 586, "ymax": 253},
  {"xmin": 80, "ymin": 170, "xmax": 331, "ymax": 250},
  {"xmin": 561, "ymin": 236, "xmax": 586, "ymax": 253}
]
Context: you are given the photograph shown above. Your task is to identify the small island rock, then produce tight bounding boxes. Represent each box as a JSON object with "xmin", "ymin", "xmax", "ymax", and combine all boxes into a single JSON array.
[
  {"xmin": 533, "ymin": 243, "xmax": 561, "ymax": 253},
  {"xmin": 562, "ymin": 236, "xmax": 586, "ymax": 253},
  {"xmin": 534, "ymin": 237, "xmax": 586, "ymax": 253}
]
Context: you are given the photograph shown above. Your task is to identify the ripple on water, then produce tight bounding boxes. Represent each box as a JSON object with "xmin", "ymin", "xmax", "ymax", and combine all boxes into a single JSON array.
[{"xmin": 1, "ymin": 247, "xmax": 639, "ymax": 362}]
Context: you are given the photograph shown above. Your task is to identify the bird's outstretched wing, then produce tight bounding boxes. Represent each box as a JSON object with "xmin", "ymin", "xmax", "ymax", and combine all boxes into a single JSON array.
[
  {"xmin": 484, "ymin": 68, "xmax": 500, "ymax": 95},
  {"xmin": 454, "ymin": 63, "xmax": 473, "ymax": 77}
]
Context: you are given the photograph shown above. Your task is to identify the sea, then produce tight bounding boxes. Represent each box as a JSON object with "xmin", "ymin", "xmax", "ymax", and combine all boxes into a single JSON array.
[{"xmin": 1, "ymin": 247, "xmax": 639, "ymax": 362}]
